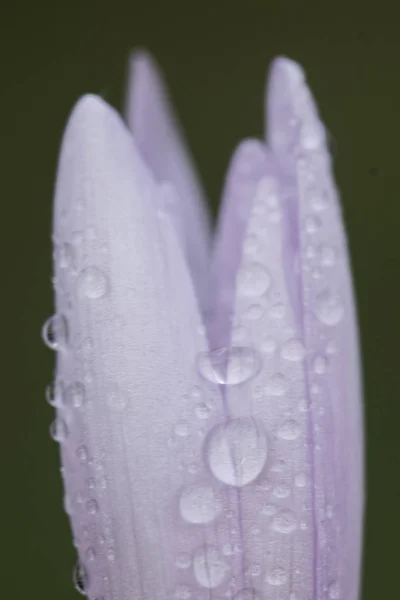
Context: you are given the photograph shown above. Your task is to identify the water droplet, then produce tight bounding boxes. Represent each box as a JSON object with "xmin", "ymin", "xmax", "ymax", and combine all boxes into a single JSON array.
[
  {"xmin": 300, "ymin": 123, "xmax": 324, "ymax": 150},
  {"xmin": 57, "ymin": 243, "xmax": 75, "ymax": 270},
  {"xmin": 294, "ymin": 472, "xmax": 308, "ymax": 487},
  {"xmin": 206, "ymin": 417, "xmax": 267, "ymax": 487},
  {"xmin": 315, "ymin": 290, "xmax": 344, "ymax": 325},
  {"xmin": 273, "ymin": 484, "xmax": 290, "ymax": 498},
  {"xmin": 180, "ymin": 483, "xmax": 222, "ymax": 524},
  {"xmin": 86, "ymin": 499, "xmax": 99, "ymax": 515},
  {"xmin": 281, "ymin": 338, "xmax": 305, "ymax": 361},
  {"xmin": 174, "ymin": 584, "xmax": 192, "ymax": 599},
  {"xmin": 85, "ymin": 547, "xmax": 96, "ymax": 562},
  {"xmin": 174, "ymin": 421, "xmax": 190, "ymax": 437},
  {"xmin": 265, "ymin": 373, "xmax": 287, "ymax": 396},
  {"xmin": 106, "ymin": 383, "xmax": 128, "ymax": 411},
  {"xmin": 175, "ymin": 552, "xmax": 192, "ymax": 569},
  {"xmin": 325, "ymin": 340, "xmax": 337, "ymax": 354},
  {"xmin": 233, "ymin": 589, "xmax": 260, "ymax": 600},
  {"xmin": 76, "ymin": 445, "xmax": 89, "ymax": 463},
  {"xmin": 243, "ymin": 235, "xmax": 260, "ymax": 257},
  {"xmin": 42, "ymin": 314, "xmax": 68, "ymax": 350},
  {"xmin": 319, "ymin": 244, "xmax": 336, "ymax": 266},
  {"xmin": 65, "ymin": 382, "xmax": 86, "ymax": 409},
  {"xmin": 78, "ymin": 266, "xmax": 109, "ymax": 299},
  {"xmin": 237, "ymin": 262, "xmax": 272, "ymax": 297},
  {"xmin": 195, "ymin": 403, "xmax": 211, "ymax": 420},
  {"xmin": 304, "ymin": 215, "xmax": 322, "ymax": 234},
  {"xmin": 277, "ymin": 419, "xmax": 300, "ymax": 440},
  {"xmin": 107, "ymin": 547, "xmax": 116, "ymax": 562},
  {"xmin": 197, "ymin": 347, "xmax": 261, "ymax": 385},
  {"xmin": 313, "ymin": 354, "xmax": 328, "ymax": 374},
  {"xmin": 261, "ymin": 336, "xmax": 277, "ymax": 354},
  {"xmin": 45, "ymin": 380, "xmax": 64, "ymax": 406},
  {"xmin": 261, "ymin": 503, "xmax": 277, "ymax": 516},
  {"xmin": 73, "ymin": 561, "xmax": 88, "ymax": 595},
  {"xmin": 328, "ymin": 581, "xmax": 341, "ymax": 599},
  {"xmin": 50, "ymin": 417, "xmax": 68, "ymax": 442},
  {"xmin": 269, "ymin": 302, "xmax": 285, "ymax": 319},
  {"xmin": 266, "ymin": 566, "xmax": 287, "ymax": 586},
  {"xmin": 245, "ymin": 304, "xmax": 265, "ymax": 320},
  {"xmin": 310, "ymin": 191, "xmax": 329, "ymax": 212},
  {"xmin": 193, "ymin": 545, "xmax": 229, "ymax": 588},
  {"xmin": 272, "ymin": 509, "xmax": 297, "ymax": 534}
]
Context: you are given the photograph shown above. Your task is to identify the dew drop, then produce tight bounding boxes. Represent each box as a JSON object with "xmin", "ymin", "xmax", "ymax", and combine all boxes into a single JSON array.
[
  {"xmin": 195, "ymin": 403, "xmax": 211, "ymax": 420},
  {"xmin": 319, "ymin": 244, "xmax": 336, "ymax": 266},
  {"xmin": 237, "ymin": 262, "xmax": 272, "ymax": 297},
  {"xmin": 328, "ymin": 581, "xmax": 341, "ymax": 599},
  {"xmin": 42, "ymin": 314, "xmax": 68, "ymax": 350},
  {"xmin": 304, "ymin": 215, "xmax": 322, "ymax": 234},
  {"xmin": 175, "ymin": 552, "xmax": 192, "ymax": 569},
  {"xmin": 245, "ymin": 304, "xmax": 265, "ymax": 320},
  {"xmin": 86, "ymin": 499, "xmax": 99, "ymax": 515},
  {"xmin": 73, "ymin": 561, "xmax": 88, "ymax": 595},
  {"xmin": 315, "ymin": 290, "xmax": 344, "ymax": 325},
  {"xmin": 78, "ymin": 266, "xmax": 109, "ymax": 299},
  {"xmin": 174, "ymin": 584, "xmax": 192, "ymax": 599},
  {"xmin": 174, "ymin": 421, "xmax": 190, "ymax": 437},
  {"xmin": 265, "ymin": 373, "xmax": 287, "ymax": 396},
  {"xmin": 197, "ymin": 347, "xmax": 261, "ymax": 385},
  {"xmin": 193, "ymin": 545, "xmax": 229, "ymax": 588},
  {"xmin": 294, "ymin": 472, "xmax": 308, "ymax": 487},
  {"xmin": 180, "ymin": 483, "xmax": 222, "ymax": 524},
  {"xmin": 57, "ymin": 243, "xmax": 75, "ymax": 270},
  {"xmin": 50, "ymin": 417, "xmax": 68, "ymax": 442},
  {"xmin": 273, "ymin": 484, "xmax": 290, "ymax": 498},
  {"xmin": 65, "ymin": 382, "xmax": 86, "ymax": 409},
  {"xmin": 76, "ymin": 445, "xmax": 89, "ymax": 463},
  {"xmin": 261, "ymin": 503, "xmax": 277, "ymax": 516},
  {"xmin": 85, "ymin": 547, "xmax": 96, "ymax": 562},
  {"xmin": 206, "ymin": 417, "xmax": 267, "ymax": 487},
  {"xmin": 233, "ymin": 589, "xmax": 260, "ymax": 600},
  {"xmin": 261, "ymin": 336, "xmax": 277, "ymax": 354},
  {"xmin": 277, "ymin": 419, "xmax": 300, "ymax": 440},
  {"xmin": 281, "ymin": 338, "xmax": 305, "ymax": 361},
  {"xmin": 313, "ymin": 354, "xmax": 328, "ymax": 374},
  {"xmin": 266, "ymin": 566, "xmax": 287, "ymax": 586},
  {"xmin": 272, "ymin": 509, "xmax": 298, "ymax": 534},
  {"xmin": 45, "ymin": 380, "xmax": 64, "ymax": 406},
  {"xmin": 107, "ymin": 547, "xmax": 116, "ymax": 562},
  {"xmin": 269, "ymin": 302, "xmax": 285, "ymax": 319},
  {"xmin": 300, "ymin": 123, "xmax": 324, "ymax": 150},
  {"xmin": 106, "ymin": 383, "xmax": 128, "ymax": 411}
]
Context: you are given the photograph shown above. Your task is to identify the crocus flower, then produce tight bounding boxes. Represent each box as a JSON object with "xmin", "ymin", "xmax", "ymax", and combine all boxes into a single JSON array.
[{"xmin": 42, "ymin": 51, "xmax": 364, "ymax": 600}]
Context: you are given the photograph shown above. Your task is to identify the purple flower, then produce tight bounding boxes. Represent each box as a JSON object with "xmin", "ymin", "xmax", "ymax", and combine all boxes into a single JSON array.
[{"xmin": 43, "ymin": 51, "xmax": 364, "ymax": 600}]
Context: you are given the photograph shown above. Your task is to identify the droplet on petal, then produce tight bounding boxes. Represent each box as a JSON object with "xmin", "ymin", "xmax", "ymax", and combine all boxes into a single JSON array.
[
  {"xmin": 197, "ymin": 347, "xmax": 261, "ymax": 385},
  {"xmin": 193, "ymin": 545, "xmax": 229, "ymax": 588},
  {"xmin": 42, "ymin": 314, "xmax": 68, "ymax": 350}
]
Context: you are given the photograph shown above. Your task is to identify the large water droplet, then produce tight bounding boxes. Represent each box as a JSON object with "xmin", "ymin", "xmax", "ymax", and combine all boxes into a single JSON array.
[
  {"xmin": 45, "ymin": 380, "xmax": 64, "ymax": 406},
  {"xmin": 179, "ymin": 483, "xmax": 222, "ymax": 524},
  {"xmin": 78, "ymin": 266, "xmax": 109, "ymax": 299},
  {"xmin": 197, "ymin": 347, "xmax": 261, "ymax": 385},
  {"xmin": 73, "ymin": 561, "xmax": 88, "ymax": 595},
  {"xmin": 281, "ymin": 339, "xmax": 305, "ymax": 361},
  {"xmin": 315, "ymin": 290, "xmax": 344, "ymax": 325},
  {"xmin": 65, "ymin": 382, "xmax": 86, "ymax": 409},
  {"xmin": 56, "ymin": 243, "xmax": 76, "ymax": 270},
  {"xmin": 50, "ymin": 417, "xmax": 68, "ymax": 442},
  {"xmin": 42, "ymin": 314, "xmax": 68, "ymax": 350},
  {"xmin": 206, "ymin": 417, "xmax": 267, "ymax": 487},
  {"xmin": 271, "ymin": 509, "xmax": 298, "ymax": 534},
  {"xmin": 237, "ymin": 262, "xmax": 272, "ymax": 297},
  {"xmin": 193, "ymin": 545, "xmax": 229, "ymax": 588},
  {"xmin": 277, "ymin": 419, "xmax": 300, "ymax": 440},
  {"xmin": 266, "ymin": 566, "xmax": 287, "ymax": 586}
]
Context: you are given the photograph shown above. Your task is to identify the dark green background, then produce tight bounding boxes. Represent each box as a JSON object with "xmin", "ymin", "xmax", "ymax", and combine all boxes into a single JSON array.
[{"xmin": 1, "ymin": 1, "xmax": 399, "ymax": 598}]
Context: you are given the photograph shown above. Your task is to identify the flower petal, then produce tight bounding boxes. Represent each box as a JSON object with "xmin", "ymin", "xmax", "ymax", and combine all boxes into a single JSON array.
[
  {"xmin": 267, "ymin": 57, "xmax": 364, "ymax": 600},
  {"xmin": 125, "ymin": 50, "xmax": 211, "ymax": 310},
  {"xmin": 49, "ymin": 95, "xmax": 227, "ymax": 600}
]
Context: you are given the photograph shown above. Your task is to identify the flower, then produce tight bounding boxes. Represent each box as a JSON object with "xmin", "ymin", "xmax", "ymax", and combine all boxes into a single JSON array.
[{"xmin": 42, "ymin": 51, "xmax": 364, "ymax": 600}]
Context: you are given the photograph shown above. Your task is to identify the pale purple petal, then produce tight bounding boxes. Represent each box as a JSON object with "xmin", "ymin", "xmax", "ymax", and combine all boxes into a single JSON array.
[
  {"xmin": 125, "ymin": 50, "xmax": 211, "ymax": 310},
  {"xmin": 267, "ymin": 57, "xmax": 364, "ymax": 600},
  {"xmin": 46, "ymin": 95, "xmax": 230, "ymax": 600}
]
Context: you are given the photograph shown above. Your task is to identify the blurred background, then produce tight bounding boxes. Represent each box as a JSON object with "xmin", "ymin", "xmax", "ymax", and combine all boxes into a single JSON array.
[{"xmin": 1, "ymin": 1, "xmax": 399, "ymax": 598}]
